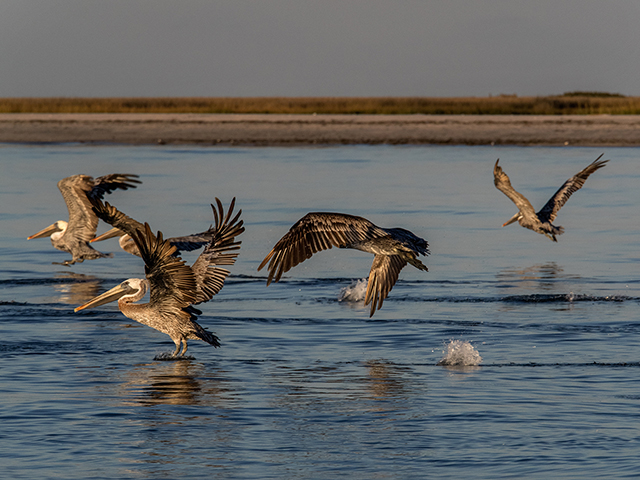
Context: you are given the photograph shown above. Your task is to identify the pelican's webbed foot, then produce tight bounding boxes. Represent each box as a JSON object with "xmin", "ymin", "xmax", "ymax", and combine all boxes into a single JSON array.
[{"xmin": 52, "ymin": 260, "xmax": 74, "ymax": 266}]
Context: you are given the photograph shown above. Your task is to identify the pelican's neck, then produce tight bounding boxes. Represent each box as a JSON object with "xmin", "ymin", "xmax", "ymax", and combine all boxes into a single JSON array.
[
  {"xmin": 117, "ymin": 279, "xmax": 150, "ymax": 323},
  {"xmin": 119, "ymin": 234, "xmax": 133, "ymax": 249},
  {"xmin": 119, "ymin": 299, "xmax": 150, "ymax": 325}
]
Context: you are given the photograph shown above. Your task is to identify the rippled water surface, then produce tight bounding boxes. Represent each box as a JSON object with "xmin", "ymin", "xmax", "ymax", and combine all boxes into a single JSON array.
[{"xmin": 2, "ymin": 144, "xmax": 639, "ymax": 479}]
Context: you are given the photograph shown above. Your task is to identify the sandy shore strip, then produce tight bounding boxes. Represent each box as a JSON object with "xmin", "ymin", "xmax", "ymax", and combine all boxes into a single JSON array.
[{"xmin": 1, "ymin": 113, "xmax": 640, "ymax": 146}]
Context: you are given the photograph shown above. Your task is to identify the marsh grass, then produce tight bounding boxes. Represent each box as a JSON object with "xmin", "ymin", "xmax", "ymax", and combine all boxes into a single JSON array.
[{"xmin": 2, "ymin": 94, "xmax": 640, "ymax": 114}]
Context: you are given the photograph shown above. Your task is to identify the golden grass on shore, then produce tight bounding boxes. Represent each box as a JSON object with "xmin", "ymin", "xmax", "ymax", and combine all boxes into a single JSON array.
[{"xmin": 2, "ymin": 93, "xmax": 639, "ymax": 115}]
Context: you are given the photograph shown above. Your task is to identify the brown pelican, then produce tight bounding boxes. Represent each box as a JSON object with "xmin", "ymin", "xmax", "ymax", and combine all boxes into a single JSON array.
[
  {"xmin": 90, "ymin": 215, "xmax": 219, "ymax": 257},
  {"xmin": 74, "ymin": 198, "xmax": 244, "ymax": 357},
  {"xmin": 27, "ymin": 174, "xmax": 141, "ymax": 265},
  {"xmin": 258, "ymin": 212, "xmax": 429, "ymax": 317},
  {"xmin": 494, "ymin": 155, "xmax": 608, "ymax": 241}
]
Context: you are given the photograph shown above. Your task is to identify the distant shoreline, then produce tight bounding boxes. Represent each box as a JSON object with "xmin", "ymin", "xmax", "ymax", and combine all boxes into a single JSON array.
[{"xmin": 2, "ymin": 113, "xmax": 640, "ymax": 146}]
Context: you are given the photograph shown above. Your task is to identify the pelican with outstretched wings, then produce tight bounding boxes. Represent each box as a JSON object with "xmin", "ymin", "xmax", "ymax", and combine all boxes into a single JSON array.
[
  {"xmin": 494, "ymin": 155, "xmax": 608, "ymax": 241},
  {"xmin": 74, "ymin": 198, "xmax": 244, "ymax": 357},
  {"xmin": 27, "ymin": 174, "xmax": 141, "ymax": 265},
  {"xmin": 258, "ymin": 212, "xmax": 429, "ymax": 317}
]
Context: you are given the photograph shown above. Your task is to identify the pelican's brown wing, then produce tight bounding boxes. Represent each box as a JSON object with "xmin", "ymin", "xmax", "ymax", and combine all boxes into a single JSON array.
[
  {"xmin": 57, "ymin": 174, "xmax": 141, "ymax": 243},
  {"xmin": 537, "ymin": 155, "xmax": 609, "ymax": 223},
  {"xmin": 166, "ymin": 235, "xmax": 212, "ymax": 254},
  {"xmin": 493, "ymin": 160, "xmax": 537, "ymax": 219},
  {"xmin": 130, "ymin": 224, "xmax": 198, "ymax": 315},
  {"xmin": 91, "ymin": 197, "xmax": 223, "ymax": 257},
  {"xmin": 257, "ymin": 212, "xmax": 388, "ymax": 285},
  {"xmin": 89, "ymin": 198, "xmax": 145, "ymax": 238},
  {"xmin": 57, "ymin": 175, "xmax": 101, "ymax": 243},
  {"xmin": 169, "ymin": 198, "xmax": 243, "ymax": 256},
  {"xmin": 365, "ymin": 255, "xmax": 407, "ymax": 317},
  {"xmin": 190, "ymin": 198, "xmax": 245, "ymax": 304}
]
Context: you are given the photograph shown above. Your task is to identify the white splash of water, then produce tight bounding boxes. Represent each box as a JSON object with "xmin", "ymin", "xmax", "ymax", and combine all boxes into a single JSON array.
[
  {"xmin": 338, "ymin": 278, "xmax": 368, "ymax": 303},
  {"xmin": 436, "ymin": 340, "xmax": 482, "ymax": 366}
]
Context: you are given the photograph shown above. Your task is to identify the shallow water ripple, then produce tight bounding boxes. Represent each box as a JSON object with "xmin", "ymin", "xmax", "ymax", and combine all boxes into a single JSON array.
[{"xmin": 1, "ymin": 145, "xmax": 639, "ymax": 479}]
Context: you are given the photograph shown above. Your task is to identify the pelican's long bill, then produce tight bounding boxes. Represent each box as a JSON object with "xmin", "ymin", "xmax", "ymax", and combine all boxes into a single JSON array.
[
  {"xmin": 90, "ymin": 227, "xmax": 124, "ymax": 243},
  {"xmin": 27, "ymin": 223, "xmax": 62, "ymax": 240},
  {"xmin": 74, "ymin": 282, "xmax": 135, "ymax": 312},
  {"xmin": 502, "ymin": 212, "xmax": 521, "ymax": 227}
]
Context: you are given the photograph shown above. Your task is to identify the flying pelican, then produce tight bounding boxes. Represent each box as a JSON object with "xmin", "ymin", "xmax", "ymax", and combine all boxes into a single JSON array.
[
  {"xmin": 89, "ymin": 210, "xmax": 222, "ymax": 257},
  {"xmin": 494, "ymin": 155, "xmax": 608, "ymax": 242},
  {"xmin": 27, "ymin": 174, "xmax": 141, "ymax": 265},
  {"xmin": 258, "ymin": 212, "xmax": 429, "ymax": 317},
  {"xmin": 75, "ymin": 198, "xmax": 244, "ymax": 357}
]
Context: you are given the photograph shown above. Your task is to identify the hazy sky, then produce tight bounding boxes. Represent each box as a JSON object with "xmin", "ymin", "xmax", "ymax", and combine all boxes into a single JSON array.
[{"xmin": 2, "ymin": 1, "xmax": 639, "ymax": 98}]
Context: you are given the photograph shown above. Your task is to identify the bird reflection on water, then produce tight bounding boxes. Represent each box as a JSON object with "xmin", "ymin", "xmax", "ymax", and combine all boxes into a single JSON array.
[
  {"xmin": 363, "ymin": 360, "xmax": 410, "ymax": 400},
  {"xmin": 496, "ymin": 262, "xmax": 578, "ymax": 292},
  {"xmin": 51, "ymin": 272, "xmax": 102, "ymax": 305},
  {"xmin": 269, "ymin": 359, "xmax": 419, "ymax": 413},
  {"xmin": 114, "ymin": 360, "xmax": 237, "ymax": 407}
]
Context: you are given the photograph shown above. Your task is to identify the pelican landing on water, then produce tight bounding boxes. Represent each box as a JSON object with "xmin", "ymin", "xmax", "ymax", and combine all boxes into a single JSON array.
[
  {"xmin": 75, "ymin": 198, "xmax": 244, "ymax": 357},
  {"xmin": 258, "ymin": 212, "xmax": 429, "ymax": 317},
  {"xmin": 27, "ymin": 174, "xmax": 141, "ymax": 265},
  {"xmin": 493, "ymin": 155, "xmax": 609, "ymax": 242}
]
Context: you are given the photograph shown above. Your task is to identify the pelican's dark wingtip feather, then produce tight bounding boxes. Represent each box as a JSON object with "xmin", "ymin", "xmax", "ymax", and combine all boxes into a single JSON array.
[
  {"xmin": 190, "ymin": 198, "xmax": 245, "ymax": 304},
  {"xmin": 223, "ymin": 197, "xmax": 236, "ymax": 225},
  {"xmin": 537, "ymin": 155, "xmax": 609, "ymax": 224},
  {"xmin": 88, "ymin": 173, "xmax": 142, "ymax": 201},
  {"xmin": 211, "ymin": 202, "xmax": 220, "ymax": 230},
  {"xmin": 257, "ymin": 258, "xmax": 269, "ymax": 273}
]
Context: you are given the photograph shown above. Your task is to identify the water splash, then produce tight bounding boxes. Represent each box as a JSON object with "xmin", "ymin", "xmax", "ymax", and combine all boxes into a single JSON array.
[
  {"xmin": 338, "ymin": 278, "xmax": 368, "ymax": 303},
  {"xmin": 436, "ymin": 340, "xmax": 482, "ymax": 366}
]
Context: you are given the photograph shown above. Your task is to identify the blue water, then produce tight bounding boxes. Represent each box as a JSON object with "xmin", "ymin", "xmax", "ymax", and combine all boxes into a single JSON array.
[{"xmin": 1, "ymin": 144, "xmax": 639, "ymax": 479}]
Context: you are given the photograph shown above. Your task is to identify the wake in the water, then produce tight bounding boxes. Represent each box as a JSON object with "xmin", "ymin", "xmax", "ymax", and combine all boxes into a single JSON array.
[
  {"xmin": 338, "ymin": 278, "xmax": 368, "ymax": 303},
  {"xmin": 437, "ymin": 340, "xmax": 482, "ymax": 366}
]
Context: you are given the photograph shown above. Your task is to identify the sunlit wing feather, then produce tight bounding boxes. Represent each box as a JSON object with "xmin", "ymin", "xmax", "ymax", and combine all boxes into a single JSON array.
[
  {"xmin": 364, "ymin": 255, "xmax": 407, "ymax": 317},
  {"xmin": 57, "ymin": 175, "xmax": 102, "ymax": 243},
  {"xmin": 257, "ymin": 212, "xmax": 388, "ymax": 285},
  {"xmin": 537, "ymin": 155, "xmax": 609, "ymax": 223},
  {"xmin": 493, "ymin": 160, "xmax": 537, "ymax": 218},
  {"xmin": 191, "ymin": 198, "xmax": 245, "ymax": 304}
]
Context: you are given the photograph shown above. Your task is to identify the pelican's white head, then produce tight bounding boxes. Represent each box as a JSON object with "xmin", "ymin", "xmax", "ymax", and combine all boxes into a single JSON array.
[
  {"xmin": 27, "ymin": 220, "xmax": 67, "ymax": 240},
  {"xmin": 74, "ymin": 278, "xmax": 148, "ymax": 312}
]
